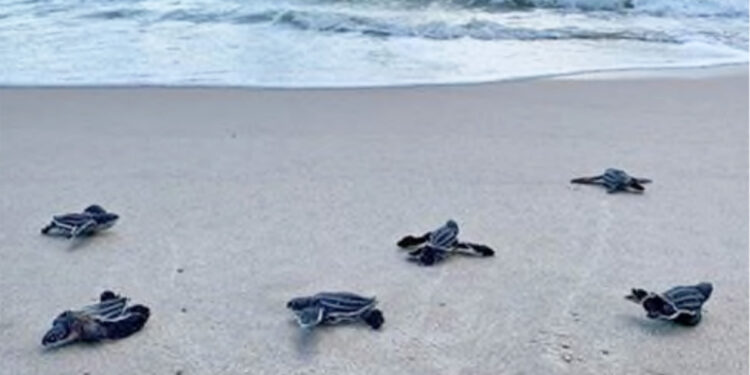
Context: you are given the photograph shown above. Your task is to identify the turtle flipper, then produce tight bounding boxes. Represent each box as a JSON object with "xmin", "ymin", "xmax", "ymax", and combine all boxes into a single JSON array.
[
  {"xmin": 98, "ymin": 305, "xmax": 150, "ymax": 340},
  {"xmin": 672, "ymin": 311, "xmax": 702, "ymax": 326},
  {"xmin": 41, "ymin": 223, "xmax": 54, "ymax": 234},
  {"xmin": 397, "ymin": 233, "xmax": 429, "ymax": 248},
  {"xmin": 294, "ymin": 306, "xmax": 325, "ymax": 329},
  {"xmin": 629, "ymin": 180, "xmax": 646, "ymax": 192},
  {"xmin": 463, "ymin": 243, "xmax": 495, "ymax": 257},
  {"xmin": 77, "ymin": 318, "xmax": 110, "ymax": 342},
  {"xmin": 408, "ymin": 246, "xmax": 436, "ymax": 265},
  {"xmin": 406, "ymin": 247, "xmax": 439, "ymax": 265},
  {"xmin": 407, "ymin": 247, "xmax": 425, "ymax": 257},
  {"xmin": 71, "ymin": 219, "xmax": 97, "ymax": 238},
  {"xmin": 417, "ymin": 246, "xmax": 449, "ymax": 266},
  {"xmin": 42, "ymin": 222, "xmax": 69, "ymax": 237},
  {"xmin": 642, "ymin": 294, "xmax": 678, "ymax": 320},
  {"xmin": 362, "ymin": 309, "xmax": 384, "ymax": 330},
  {"xmin": 636, "ymin": 178, "xmax": 653, "ymax": 185},
  {"xmin": 570, "ymin": 175, "xmax": 604, "ymax": 185}
]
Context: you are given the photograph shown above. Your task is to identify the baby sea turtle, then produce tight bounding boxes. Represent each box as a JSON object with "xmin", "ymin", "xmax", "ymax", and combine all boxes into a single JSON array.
[
  {"xmin": 571, "ymin": 168, "xmax": 652, "ymax": 193},
  {"xmin": 287, "ymin": 292, "xmax": 384, "ymax": 330},
  {"xmin": 625, "ymin": 282, "xmax": 713, "ymax": 326},
  {"xmin": 41, "ymin": 205, "xmax": 119, "ymax": 238},
  {"xmin": 42, "ymin": 291, "xmax": 150, "ymax": 348},
  {"xmin": 397, "ymin": 219, "xmax": 495, "ymax": 266}
]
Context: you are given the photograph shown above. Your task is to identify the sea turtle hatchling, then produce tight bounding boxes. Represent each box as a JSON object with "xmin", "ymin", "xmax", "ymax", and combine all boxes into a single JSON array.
[
  {"xmin": 287, "ymin": 292, "xmax": 384, "ymax": 330},
  {"xmin": 42, "ymin": 291, "xmax": 150, "ymax": 348},
  {"xmin": 625, "ymin": 282, "xmax": 713, "ymax": 326},
  {"xmin": 41, "ymin": 205, "xmax": 119, "ymax": 238},
  {"xmin": 571, "ymin": 168, "xmax": 652, "ymax": 193},
  {"xmin": 397, "ymin": 219, "xmax": 495, "ymax": 266}
]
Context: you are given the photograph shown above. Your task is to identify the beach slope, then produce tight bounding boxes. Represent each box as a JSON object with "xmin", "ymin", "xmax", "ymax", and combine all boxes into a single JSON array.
[{"xmin": 0, "ymin": 70, "xmax": 747, "ymax": 374}]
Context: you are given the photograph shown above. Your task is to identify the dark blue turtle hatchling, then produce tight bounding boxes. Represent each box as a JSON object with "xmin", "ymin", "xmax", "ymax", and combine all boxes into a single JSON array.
[
  {"xmin": 42, "ymin": 291, "xmax": 150, "ymax": 348},
  {"xmin": 287, "ymin": 292, "xmax": 384, "ymax": 330},
  {"xmin": 625, "ymin": 282, "xmax": 713, "ymax": 326},
  {"xmin": 397, "ymin": 219, "xmax": 495, "ymax": 266},
  {"xmin": 41, "ymin": 205, "xmax": 119, "ymax": 238},
  {"xmin": 571, "ymin": 168, "xmax": 652, "ymax": 193}
]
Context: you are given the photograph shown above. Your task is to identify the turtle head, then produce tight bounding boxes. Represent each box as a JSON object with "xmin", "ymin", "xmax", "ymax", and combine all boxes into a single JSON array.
[
  {"xmin": 85, "ymin": 205, "xmax": 118, "ymax": 226},
  {"xmin": 93, "ymin": 213, "xmax": 119, "ymax": 229},
  {"xmin": 695, "ymin": 282, "xmax": 713, "ymax": 300},
  {"xmin": 642, "ymin": 294, "xmax": 678, "ymax": 319},
  {"xmin": 605, "ymin": 168, "xmax": 625, "ymax": 176},
  {"xmin": 286, "ymin": 297, "xmax": 313, "ymax": 311},
  {"xmin": 42, "ymin": 311, "xmax": 80, "ymax": 348},
  {"xmin": 625, "ymin": 288, "xmax": 649, "ymax": 303},
  {"xmin": 84, "ymin": 205, "xmax": 107, "ymax": 215},
  {"xmin": 445, "ymin": 220, "xmax": 458, "ymax": 231},
  {"xmin": 99, "ymin": 212, "xmax": 119, "ymax": 223}
]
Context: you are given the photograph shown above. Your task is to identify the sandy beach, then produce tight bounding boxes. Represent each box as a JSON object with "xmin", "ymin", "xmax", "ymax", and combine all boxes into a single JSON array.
[{"xmin": 0, "ymin": 68, "xmax": 747, "ymax": 375}]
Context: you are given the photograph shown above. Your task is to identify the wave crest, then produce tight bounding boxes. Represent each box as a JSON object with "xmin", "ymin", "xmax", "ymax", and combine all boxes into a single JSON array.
[
  {"xmin": 273, "ymin": 10, "xmax": 682, "ymax": 42},
  {"xmin": 370, "ymin": 0, "xmax": 747, "ymax": 16}
]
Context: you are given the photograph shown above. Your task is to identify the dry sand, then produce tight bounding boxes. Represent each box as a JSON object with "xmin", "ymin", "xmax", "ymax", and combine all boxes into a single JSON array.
[{"xmin": 0, "ymin": 68, "xmax": 747, "ymax": 375}]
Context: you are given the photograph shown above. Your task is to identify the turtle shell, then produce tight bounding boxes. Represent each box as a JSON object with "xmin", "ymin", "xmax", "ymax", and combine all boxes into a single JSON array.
[
  {"xmin": 84, "ymin": 205, "xmax": 107, "ymax": 215},
  {"xmin": 287, "ymin": 292, "xmax": 380, "ymax": 328},
  {"xmin": 48, "ymin": 206, "xmax": 118, "ymax": 235},
  {"xmin": 427, "ymin": 220, "xmax": 459, "ymax": 249},
  {"xmin": 42, "ymin": 293, "xmax": 130, "ymax": 347},
  {"xmin": 602, "ymin": 168, "xmax": 632, "ymax": 191},
  {"xmin": 316, "ymin": 292, "xmax": 377, "ymax": 318},
  {"xmin": 662, "ymin": 283, "xmax": 712, "ymax": 314},
  {"xmin": 53, "ymin": 213, "xmax": 94, "ymax": 227}
]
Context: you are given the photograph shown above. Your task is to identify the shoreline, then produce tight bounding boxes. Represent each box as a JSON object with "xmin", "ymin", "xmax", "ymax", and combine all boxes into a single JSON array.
[
  {"xmin": 554, "ymin": 62, "xmax": 749, "ymax": 81},
  {"xmin": 0, "ymin": 62, "xmax": 746, "ymax": 91}
]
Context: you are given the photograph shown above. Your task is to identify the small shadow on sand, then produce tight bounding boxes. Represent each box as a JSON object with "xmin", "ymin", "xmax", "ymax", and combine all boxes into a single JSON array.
[
  {"xmin": 65, "ymin": 232, "xmax": 117, "ymax": 251},
  {"xmin": 401, "ymin": 246, "xmax": 491, "ymax": 266},
  {"xmin": 40, "ymin": 338, "xmax": 119, "ymax": 355},
  {"xmin": 290, "ymin": 319, "xmax": 376, "ymax": 359},
  {"xmin": 568, "ymin": 184, "xmax": 648, "ymax": 195},
  {"xmin": 617, "ymin": 314, "xmax": 696, "ymax": 336},
  {"xmin": 289, "ymin": 320, "xmax": 325, "ymax": 360}
]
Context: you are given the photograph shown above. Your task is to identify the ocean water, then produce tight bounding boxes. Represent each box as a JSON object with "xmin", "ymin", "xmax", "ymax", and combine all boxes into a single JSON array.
[{"xmin": 0, "ymin": 0, "xmax": 747, "ymax": 87}]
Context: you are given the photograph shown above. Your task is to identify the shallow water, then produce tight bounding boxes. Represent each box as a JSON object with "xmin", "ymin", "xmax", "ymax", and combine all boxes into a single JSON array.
[{"xmin": 0, "ymin": 0, "xmax": 747, "ymax": 86}]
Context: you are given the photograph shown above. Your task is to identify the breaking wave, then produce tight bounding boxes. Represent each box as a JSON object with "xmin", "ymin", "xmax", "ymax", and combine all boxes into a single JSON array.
[
  {"xmin": 1, "ymin": 0, "xmax": 746, "ymax": 86},
  {"xmin": 394, "ymin": 0, "xmax": 747, "ymax": 16}
]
